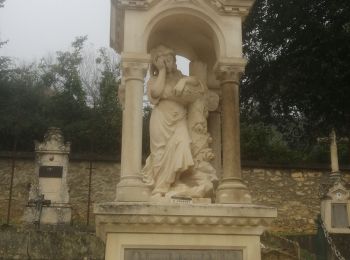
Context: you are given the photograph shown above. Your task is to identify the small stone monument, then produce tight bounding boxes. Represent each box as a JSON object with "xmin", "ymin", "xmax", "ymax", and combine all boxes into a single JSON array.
[
  {"xmin": 319, "ymin": 129, "xmax": 350, "ymax": 233},
  {"xmin": 23, "ymin": 127, "xmax": 72, "ymax": 225},
  {"xmin": 321, "ymin": 182, "xmax": 350, "ymax": 233}
]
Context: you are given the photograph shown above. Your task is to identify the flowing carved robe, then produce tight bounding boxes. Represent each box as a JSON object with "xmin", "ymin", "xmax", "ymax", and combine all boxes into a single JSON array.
[{"xmin": 142, "ymin": 72, "xmax": 194, "ymax": 195}]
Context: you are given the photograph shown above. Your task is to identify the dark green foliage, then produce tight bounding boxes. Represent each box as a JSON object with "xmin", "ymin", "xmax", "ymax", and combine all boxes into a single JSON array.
[
  {"xmin": 89, "ymin": 48, "xmax": 122, "ymax": 157},
  {"xmin": 43, "ymin": 36, "xmax": 87, "ymax": 105},
  {"xmin": 38, "ymin": 36, "xmax": 91, "ymax": 153},
  {"xmin": 0, "ymin": 64, "xmax": 49, "ymax": 151},
  {"xmin": 241, "ymin": 122, "xmax": 300, "ymax": 163},
  {"xmin": 0, "ymin": 37, "xmax": 123, "ymax": 157},
  {"xmin": 241, "ymin": 0, "xmax": 350, "ymax": 163}
]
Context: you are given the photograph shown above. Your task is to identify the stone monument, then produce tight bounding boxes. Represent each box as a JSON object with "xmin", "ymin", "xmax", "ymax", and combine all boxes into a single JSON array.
[
  {"xmin": 319, "ymin": 129, "xmax": 350, "ymax": 234},
  {"xmin": 23, "ymin": 127, "xmax": 72, "ymax": 225},
  {"xmin": 94, "ymin": 1, "xmax": 277, "ymax": 259},
  {"xmin": 321, "ymin": 182, "xmax": 350, "ymax": 233}
]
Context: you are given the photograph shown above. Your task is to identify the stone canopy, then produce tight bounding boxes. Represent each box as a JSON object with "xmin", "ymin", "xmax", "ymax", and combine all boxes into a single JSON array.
[
  {"xmin": 94, "ymin": 1, "xmax": 277, "ymax": 259},
  {"xmin": 111, "ymin": 0, "xmax": 252, "ymax": 70}
]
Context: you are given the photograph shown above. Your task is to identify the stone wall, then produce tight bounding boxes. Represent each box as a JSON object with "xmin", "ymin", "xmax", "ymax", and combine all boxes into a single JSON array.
[
  {"xmin": 0, "ymin": 226, "xmax": 104, "ymax": 259},
  {"xmin": 243, "ymin": 167, "xmax": 350, "ymax": 234},
  {"xmin": 0, "ymin": 155, "xmax": 120, "ymax": 227},
  {"xmin": 1, "ymin": 155, "xmax": 349, "ymax": 234}
]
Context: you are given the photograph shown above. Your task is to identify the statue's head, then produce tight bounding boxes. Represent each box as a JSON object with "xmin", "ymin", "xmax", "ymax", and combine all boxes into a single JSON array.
[{"xmin": 150, "ymin": 45, "xmax": 177, "ymax": 75}]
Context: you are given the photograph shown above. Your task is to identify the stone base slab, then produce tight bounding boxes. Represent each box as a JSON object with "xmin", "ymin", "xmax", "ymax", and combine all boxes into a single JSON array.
[{"xmin": 94, "ymin": 202, "xmax": 277, "ymax": 260}]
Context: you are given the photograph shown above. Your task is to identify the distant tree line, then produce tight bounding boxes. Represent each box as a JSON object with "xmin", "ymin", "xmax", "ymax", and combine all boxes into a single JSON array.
[
  {"xmin": 1, "ymin": 0, "xmax": 350, "ymax": 164},
  {"xmin": 0, "ymin": 36, "xmax": 123, "ymax": 159}
]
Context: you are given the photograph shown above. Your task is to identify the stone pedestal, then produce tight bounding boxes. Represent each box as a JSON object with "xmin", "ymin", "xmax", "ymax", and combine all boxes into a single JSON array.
[
  {"xmin": 94, "ymin": 202, "xmax": 277, "ymax": 260},
  {"xmin": 23, "ymin": 127, "xmax": 72, "ymax": 225}
]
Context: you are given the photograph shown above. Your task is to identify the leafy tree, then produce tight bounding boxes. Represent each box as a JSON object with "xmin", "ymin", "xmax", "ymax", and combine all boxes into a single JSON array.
[
  {"xmin": 241, "ymin": 122, "xmax": 300, "ymax": 163},
  {"xmin": 242, "ymin": 0, "xmax": 350, "ymax": 138},
  {"xmin": 92, "ymin": 48, "xmax": 122, "ymax": 157},
  {"xmin": 0, "ymin": 34, "xmax": 124, "ymax": 155},
  {"xmin": 0, "ymin": 0, "xmax": 10, "ymax": 79},
  {"xmin": 40, "ymin": 36, "xmax": 91, "ymax": 153},
  {"xmin": 0, "ymin": 63, "xmax": 48, "ymax": 151},
  {"xmin": 43, "ymin": 36, "xmax": 87, "ymax": 104},
  {"xmin": 241, "ymin": 0, "xmax": 350, "ymax": 162}
]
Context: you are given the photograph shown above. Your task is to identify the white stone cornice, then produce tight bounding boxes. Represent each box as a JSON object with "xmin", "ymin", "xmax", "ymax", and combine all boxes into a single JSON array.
[
  {"xmin": 214, "ymin": 57, "xmax": 247, "ymax": 83},
  {"xmin": 206, "ymin": 0, "xmax": 255, "ymax": 17},
  {"xmin": 113, "ymin": 0, "xmax": 254, "ymax": 16},
  {"xmin": 94, "ymin": 202, "xmax": 277, "ymax": 241},
  {"xmin": 34, "ymin": 127, "xmax": 70, "ymax": 154},
  {"xmin": 115, "ymin": 0, "xmax": 159, "ymax": 10}
]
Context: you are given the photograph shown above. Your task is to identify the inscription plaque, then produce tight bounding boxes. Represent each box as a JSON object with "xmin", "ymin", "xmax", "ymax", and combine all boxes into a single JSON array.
[
  {"xmin": 39, "ymin": 166, "xmax": 63, "ymax": 178},
  {"xmin": 124, "ymin": 249, "xmax": 243, "ymax": 260},
  {"xmin": 331, "ymin": 203, "xmax": 349, "ymax": 228}
]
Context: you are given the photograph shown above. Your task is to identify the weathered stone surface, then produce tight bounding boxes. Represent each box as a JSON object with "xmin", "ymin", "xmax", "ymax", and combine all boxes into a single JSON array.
[
  {"xmin": 245, "ymin": 167, "xmax": 334, "ymax": 234},
  {"xmin": 0, "ymin": 226, "xmax": 105, "ymax": 260},
  {"xmin": 0, "ymin": 158, "xmax": 120, "ymax": 226},
  {"xmin": 1, "ymin": 157, "xmax": 349, "ymax": 234}
]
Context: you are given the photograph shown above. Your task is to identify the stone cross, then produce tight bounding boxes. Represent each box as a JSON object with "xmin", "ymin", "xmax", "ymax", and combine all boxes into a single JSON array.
[
  {"xmin": 27, "ymin": 194, "xmax": 51, "ymax": 227},
  {"xmin": 318, "ymin": 129, "xmax": 349, "ymax": 175}
]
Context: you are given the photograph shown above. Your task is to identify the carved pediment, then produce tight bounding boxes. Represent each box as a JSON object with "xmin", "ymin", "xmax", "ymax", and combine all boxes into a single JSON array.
[
  {"xmin": 207, "ymin": 0, "xmax": 254, "ymax": 16},
  {"xmin": 327, "ymin": 182, "xmax": 350, "ymax": 201},
  {"xmin": 112, "ymin": 0, "xmax": 159, "ymax": 10},
  {"xmin": 35, "ymin": 127, "xmax": 70, "ymax": 153},
  {"xmin": 113, "ymin": 0, "xmax": 254, "ymax": 16}
]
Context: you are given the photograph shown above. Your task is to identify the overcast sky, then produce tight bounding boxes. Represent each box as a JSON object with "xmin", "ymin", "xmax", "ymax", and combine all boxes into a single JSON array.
[
  {"xmin": 0, "ymin": 0, "xmax": 110, "ymax": 61},
  {"xmin": 0, "ymin": 0, "xmax": 190, "ymax": 74}
]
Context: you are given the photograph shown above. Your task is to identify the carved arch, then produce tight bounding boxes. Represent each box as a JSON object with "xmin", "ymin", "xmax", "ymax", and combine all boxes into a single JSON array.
[{"xmin": 143, "ymin": 7, "xmax": 225, "ymax": 68}]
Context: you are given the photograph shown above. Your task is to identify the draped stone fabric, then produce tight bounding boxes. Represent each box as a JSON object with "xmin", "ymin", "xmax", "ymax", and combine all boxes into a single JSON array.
[
  {"xmin": 142, "ymin": 45, "xmax": 218, "ymax": 200},
  {"xmin": 143, "ymin": 74, "xmax": 195, "ymax": 196}
]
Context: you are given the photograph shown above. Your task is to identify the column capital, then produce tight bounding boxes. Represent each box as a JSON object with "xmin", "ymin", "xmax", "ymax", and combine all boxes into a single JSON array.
[
  {"xmin": 121, "ymin": 52, "xmax": 151, "ymax": 81},
  {"xmin": 214, "ymin": 57, "xmax": 247, "ymax": 84}
]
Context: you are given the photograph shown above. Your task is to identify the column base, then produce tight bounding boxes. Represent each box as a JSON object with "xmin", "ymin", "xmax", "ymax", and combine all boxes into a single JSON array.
[
  {"xmin": 116, "ymin": 175, "xmax": 150, "ymax": 202},
  {"xmin": 216, "ymin": 178, "xmax": 252, "ymax": 204}
]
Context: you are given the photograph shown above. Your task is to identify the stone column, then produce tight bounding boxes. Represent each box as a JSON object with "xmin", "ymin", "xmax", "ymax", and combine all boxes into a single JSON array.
[
  {"xmin": 116, "ymin": 53, "xmax": 151, "ymax": 202},
  {"xmin": 215, "ymin": 60, "xmax": 251, "ymax": 204},
  {"xmin": 329, "ymin": 129, "xmax": 340, "ymax": 174}
]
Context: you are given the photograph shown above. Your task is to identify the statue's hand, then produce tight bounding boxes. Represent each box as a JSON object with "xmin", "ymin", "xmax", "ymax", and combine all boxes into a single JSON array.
[{"xmin": 154, "ymin": 56, "xmax": 166, "ymax": 71}]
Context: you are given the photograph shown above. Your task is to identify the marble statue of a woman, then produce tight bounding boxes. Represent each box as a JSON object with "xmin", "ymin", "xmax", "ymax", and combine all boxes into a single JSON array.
[{"xmin": 142, "ymin": 45, "xmax": 218, "ymax": 200}]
